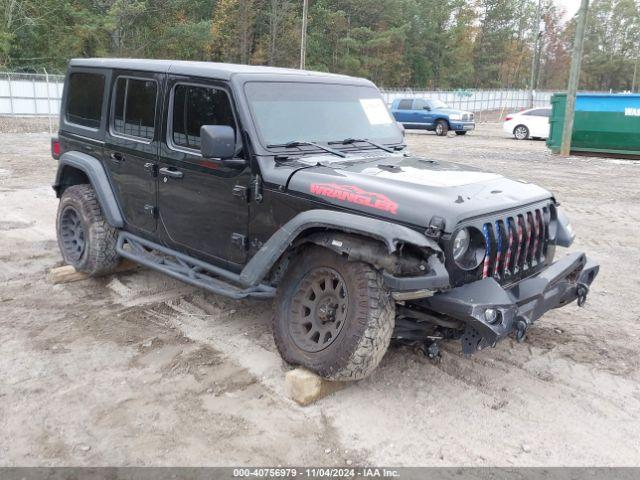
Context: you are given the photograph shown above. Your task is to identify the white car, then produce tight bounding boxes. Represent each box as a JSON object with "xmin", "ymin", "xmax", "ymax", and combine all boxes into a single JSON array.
[{"xmin": 503, "ymin": 107, "xmax": 552, "ymax": 140}]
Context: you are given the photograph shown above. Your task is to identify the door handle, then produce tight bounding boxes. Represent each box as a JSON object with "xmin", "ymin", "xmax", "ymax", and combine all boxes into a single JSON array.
[
  {"xmin": 110, "ymin": 152, "xmax": 125, "ymax": 163},
  {"xmin": 159, "ymin": 167, "xmax": 184, "ymax": 179}
]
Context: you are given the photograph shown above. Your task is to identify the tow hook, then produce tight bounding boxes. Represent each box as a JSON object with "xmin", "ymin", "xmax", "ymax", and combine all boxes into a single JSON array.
[
  {"xmin": 414, "ymin": 339, "xmax": 442, "ymax": 362},
  {"xmin": 576, "ymin": 283, "xmax": 589, "ymax": 307},
  {"xmin": 515, "ymin": 318, "xmax": 528, "ymax": 343}
]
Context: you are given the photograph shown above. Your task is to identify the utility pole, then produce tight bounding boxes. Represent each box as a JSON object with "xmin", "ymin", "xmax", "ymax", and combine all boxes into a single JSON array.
[
  {"xmin": 633, "ymin": 53, "xmax": 639, "ymax": 93},
  {"xmin": 299, "ymin": 0, "xmax": 309, "ymax": 70},
  {"xmin": 560, "ymin": 0, "xmax": 589, "ymax": 157},
  {"xmin": 528, "ymin": 0, "xmax": 543, "ymax": 108}
]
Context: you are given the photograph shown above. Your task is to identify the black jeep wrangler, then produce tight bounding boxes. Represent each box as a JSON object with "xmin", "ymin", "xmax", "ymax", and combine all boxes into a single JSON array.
[{"xmin": 52, "ymin": 58, "xmax": 598, "ymax": 380}]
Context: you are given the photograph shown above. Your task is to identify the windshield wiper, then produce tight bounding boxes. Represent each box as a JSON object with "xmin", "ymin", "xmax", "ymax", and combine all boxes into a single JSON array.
[
  {"xmin": 267, "ymin": 140, "xmax": 346, "ymax": 158},
  {"xmin": 328, "ymin": 138, "xmax": 395, "ymax": 153}
]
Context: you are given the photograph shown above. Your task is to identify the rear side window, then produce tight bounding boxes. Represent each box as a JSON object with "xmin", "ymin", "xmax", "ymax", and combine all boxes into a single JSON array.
[
  {"xmin": 113, "ymin": 77, "xmax": 157, "ymax": 140},
  {"xmin": 397, "ymin": 99, "xmax": 413, "ymax": 110},
  {"xmin": 525, "ymin": 108, "xmax": 551, "ymax": 117},
  {"xmin": 66, "ymin": 72, "xmax": 105, "ymax": 128},
  {"xmin": 171, "ymin": 84, "xmax": 235, "ymax": 150}
]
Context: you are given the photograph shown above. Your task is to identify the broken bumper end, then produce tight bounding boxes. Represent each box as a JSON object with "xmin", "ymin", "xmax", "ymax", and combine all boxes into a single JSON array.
[{"xmin": 419, "ymin": 252, "xmax": 599, "ymax": 354}]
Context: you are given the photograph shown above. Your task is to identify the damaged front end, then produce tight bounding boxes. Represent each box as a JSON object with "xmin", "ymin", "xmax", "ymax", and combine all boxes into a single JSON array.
[
  {"xmin": 387, "ymin": 202, "xmax": 600, "ymax": 355},
  {"xmin": 410, "ymin": 252, "xmax": 598, "ymax": 354}
]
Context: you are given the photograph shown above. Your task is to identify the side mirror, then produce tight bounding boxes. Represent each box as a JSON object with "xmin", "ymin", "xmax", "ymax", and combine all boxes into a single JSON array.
[
  {"xmin": 423, "ymin": 106, "xmax": 431, "ymax": 111},
  {"xmin": 200, "ymin": 125, "xmax": 236, "ymax": 160}
]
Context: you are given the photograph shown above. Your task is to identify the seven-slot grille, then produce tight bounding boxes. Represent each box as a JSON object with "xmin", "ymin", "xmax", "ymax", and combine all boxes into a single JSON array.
[{"xmin": 480, "ymin": 206, "xmax": 551, "ymax": 283}]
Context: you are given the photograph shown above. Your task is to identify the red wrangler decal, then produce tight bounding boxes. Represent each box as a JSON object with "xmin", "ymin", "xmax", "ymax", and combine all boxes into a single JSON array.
[{"xmin": 310, "ymin": 183, "xmax": 398, "ymax": 215}]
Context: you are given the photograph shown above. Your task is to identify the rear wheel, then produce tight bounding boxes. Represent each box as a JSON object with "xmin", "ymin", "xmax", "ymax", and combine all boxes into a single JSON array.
[
  {"xmin": 435, "ymin": 120, "xmax": 449, "ymax": 136},
  {"xmin": 273, "ymin": 246, "xmax": 395, "ymax": 381},
  {"xmin": 513, "ymin": 125, "xmax": 529, "ymax": 140},
  {"xmin": 56, "ymin": 184, "xmax": 121, "ymax": 276}
]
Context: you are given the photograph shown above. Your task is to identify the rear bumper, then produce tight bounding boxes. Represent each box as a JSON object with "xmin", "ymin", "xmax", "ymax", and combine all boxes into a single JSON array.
[{"xmin": 413, "ymin": 252, "xmax": 599, "ymax": 353}]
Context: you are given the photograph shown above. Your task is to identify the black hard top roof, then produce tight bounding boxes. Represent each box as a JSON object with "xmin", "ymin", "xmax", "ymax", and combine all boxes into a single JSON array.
[{"xmin": 69, "ymin": 58, "xmax": 373, "ymax": 86}]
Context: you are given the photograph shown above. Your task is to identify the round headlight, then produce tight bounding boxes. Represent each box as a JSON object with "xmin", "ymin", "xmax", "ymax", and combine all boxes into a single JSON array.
[
  {"xmin": 452, "ymin": 227, "xmax": 486, "ymax": 271},
  {"xmin": 452, "ymin": 228, "xmax": 470, "ymax": 261}
]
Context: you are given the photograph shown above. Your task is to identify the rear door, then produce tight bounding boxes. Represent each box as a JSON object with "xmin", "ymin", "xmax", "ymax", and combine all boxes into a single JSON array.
[
  {"xmin": 104, "ymin": 71, "xmax": 163, "ymax": 234},
  {"xmin": 393, "ymin": 99, "xmax": 415, "ymax": 124},
  {"xmin": 525, "ymin": 108, "xmax": 549, "ymax": 138},
  {"xmin": 537, "ymin": 108, "xmax": 552, "ymax": 138}
]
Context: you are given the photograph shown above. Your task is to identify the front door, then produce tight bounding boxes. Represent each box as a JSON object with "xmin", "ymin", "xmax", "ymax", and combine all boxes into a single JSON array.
[
  {"xmin": 157, "ymin": 77, "xmax": 250, "ymax": 267},
  {"xmin": 415, "ymin": 99, "xmax": 435, "ymax": 127},
  {"xmin": 104, "ymin": 72, "xmax": 162, "ymax": 234}
]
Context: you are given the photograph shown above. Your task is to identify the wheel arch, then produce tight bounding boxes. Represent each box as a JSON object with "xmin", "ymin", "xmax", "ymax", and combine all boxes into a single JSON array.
[
  {"xmin": 54, "ymin": 151, "xmax": 124, "ymax": 228},
  {"xmin": 239, "ymin": 210, "xmax": 443, "ymax": 287}
]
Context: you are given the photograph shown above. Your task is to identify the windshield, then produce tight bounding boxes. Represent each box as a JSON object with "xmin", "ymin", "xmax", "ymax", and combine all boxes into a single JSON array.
[{"xmin": 244, "ymin": 82, "xmax": 403, "ymax": 148}]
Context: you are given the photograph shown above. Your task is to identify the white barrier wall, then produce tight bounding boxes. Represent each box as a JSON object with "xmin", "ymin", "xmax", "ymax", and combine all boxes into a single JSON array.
[
  {"xmin": 0, "ymin": 73, "xmax": 64, "ymax": 116},
  {"xmin": 379, "ymin": 89, "xmax": 554, "ymax": 112},
  {"xmin": 0, "ymin": 71, "xmax": 556, "ymax": 117}
]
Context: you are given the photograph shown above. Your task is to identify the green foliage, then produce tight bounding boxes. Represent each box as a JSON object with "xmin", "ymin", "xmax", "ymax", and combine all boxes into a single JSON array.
[
  {"xmin": 2, "ymin": 0, "xmax": 639, "ymax": 91},
  {"xmin": 581, "ymin": 0, "xmax": 640, "ymax": 91}
]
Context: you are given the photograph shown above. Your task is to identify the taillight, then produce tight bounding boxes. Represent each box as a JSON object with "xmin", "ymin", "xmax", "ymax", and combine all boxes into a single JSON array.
[
  {"xmin": 51, "ymin": 137, "xmax": 61, "ymax": 160},
  {"xmin": 505, "ymin": 115, "xmax": 513, "ymax": 121}
]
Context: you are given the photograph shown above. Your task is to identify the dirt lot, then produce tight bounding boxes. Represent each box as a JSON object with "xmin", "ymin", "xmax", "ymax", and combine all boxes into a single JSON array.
[{"xmin": 1, "ymin": 123, "xmax": 639, "ymax": 467}]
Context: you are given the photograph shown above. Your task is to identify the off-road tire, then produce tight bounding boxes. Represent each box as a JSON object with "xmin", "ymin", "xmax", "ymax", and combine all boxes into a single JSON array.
[
  {"xmin": 514, "ymin": 124, "xmax": 529, "ymax": 140},
  {"xmin": 455, "ymin": 131, "xmax": 467, "ymax": 136},
  {"xmin": 435, "ymin": 120, "xmax": 449, "ymax": 136},
  {"xmin": 273, "ymin": 246, "xmax": 395, "ymax": 381},
  {"xmin": 56, "ymin": 184, "xmax": 121, "ymax": 276}
]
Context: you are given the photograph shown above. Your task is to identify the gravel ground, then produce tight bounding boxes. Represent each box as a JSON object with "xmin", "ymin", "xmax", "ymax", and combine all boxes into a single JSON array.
[
  {"xmin": 1, "ymin": 123, "xmax": 639, "ymax": 467},
  {"xmin": 0, "ymin": 116, "xmax": 57, "ymax": 134}
]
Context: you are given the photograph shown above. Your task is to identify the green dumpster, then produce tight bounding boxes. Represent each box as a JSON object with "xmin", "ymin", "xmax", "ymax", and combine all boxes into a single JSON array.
[{"xmin": 547, "ymin": 93, "xmax": 640, "ymax": 156}]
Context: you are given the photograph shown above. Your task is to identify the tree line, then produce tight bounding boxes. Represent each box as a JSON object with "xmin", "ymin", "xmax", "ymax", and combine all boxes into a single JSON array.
[{"xmin": 1, "ymin": 0, "xmax": 639, "ymax": 90}]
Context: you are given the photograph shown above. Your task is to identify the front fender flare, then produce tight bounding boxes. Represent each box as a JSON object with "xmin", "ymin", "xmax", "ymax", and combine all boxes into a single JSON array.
[
  {"xmin": 55, "ymin": 151, "xmax": 124, "ymax": 228},
  {"xmin": 239, "ymin": 209, "xmax": 442, "ymax": 287},
  {"xmin": 555, "ymin": 208, "xmax": 575, "ymax": 247}
]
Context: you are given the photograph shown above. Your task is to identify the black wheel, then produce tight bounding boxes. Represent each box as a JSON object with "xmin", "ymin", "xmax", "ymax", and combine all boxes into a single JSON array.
[
  {"xmin": 56, "ymin": 184, "xmax": 121, "ymax": 276},
  {"xmin": 273, "ymin": 246, "xmax": 395, "ymax": 381},
  {"xmin": 513, "ymin": 124, "xmax": 529, "ymax": 140},
  {"xmin": 455, "ymin": 131, "xmax": 467, "ymax": 136},
  {"xmin": 435, "ymin": 120, "xmax": 449, "ymax": 136}
]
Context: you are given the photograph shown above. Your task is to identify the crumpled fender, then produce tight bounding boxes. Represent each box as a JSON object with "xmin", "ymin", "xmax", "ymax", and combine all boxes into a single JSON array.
[
  {"xmin": 555, "ymin": 208, "xmax": 575, "ymax": 247},
  {"xmin": 239, "ymin": 209, "xmax": 441, "ymax": 287}
]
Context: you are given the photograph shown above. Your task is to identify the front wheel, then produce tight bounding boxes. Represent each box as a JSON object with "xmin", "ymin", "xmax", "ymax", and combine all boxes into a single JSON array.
[
  {"xmin": 455, "ymin": 131, "xmax": 467, "ymax": 136},
  {"xmin": 435, "ymin": 120, "xmax": 449, "ymax": 136},
  {"xmin": 273, "ymin": 246, "xmax": 395, "ymax": 381}
]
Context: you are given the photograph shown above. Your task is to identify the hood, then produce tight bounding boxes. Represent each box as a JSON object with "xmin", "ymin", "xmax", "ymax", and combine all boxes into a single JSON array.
[
  {"xmin": 435, "ymin": 108, "xmax": 471, "ymax": 116},
  {"xmin": 285, "ymin": 153, "xmax": 552, "ymax": 232}
]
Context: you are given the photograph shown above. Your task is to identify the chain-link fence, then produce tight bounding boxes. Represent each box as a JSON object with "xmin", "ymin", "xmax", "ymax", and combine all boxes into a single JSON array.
[
  {"xmin": 1, "ymin": 71, "xmax": 557, "ymax": 132},
  {"xmin": 380, "ymin": 88, "xmax": 553, "ymax": 122}
]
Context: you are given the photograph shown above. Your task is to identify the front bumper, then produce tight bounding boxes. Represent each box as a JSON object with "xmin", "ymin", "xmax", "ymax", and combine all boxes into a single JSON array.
[
  {"xmin": 413, "ymin": 252, "xmax": 599, "ymax": 353},
  {"xmin": 450, "ymin": 121, "xmax": 475, "ymax": 131}
]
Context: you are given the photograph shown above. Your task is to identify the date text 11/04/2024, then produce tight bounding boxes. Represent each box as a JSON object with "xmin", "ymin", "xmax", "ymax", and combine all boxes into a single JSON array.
[{"xmin": 232, "ymin": 468, "xmax": 400, "ymax": 477}]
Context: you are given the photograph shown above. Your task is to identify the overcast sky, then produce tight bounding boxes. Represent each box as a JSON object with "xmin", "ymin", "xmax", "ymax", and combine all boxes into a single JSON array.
[{"xmin": 556, "ymin": 0, "xmax": 581, "ymax": 21}]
